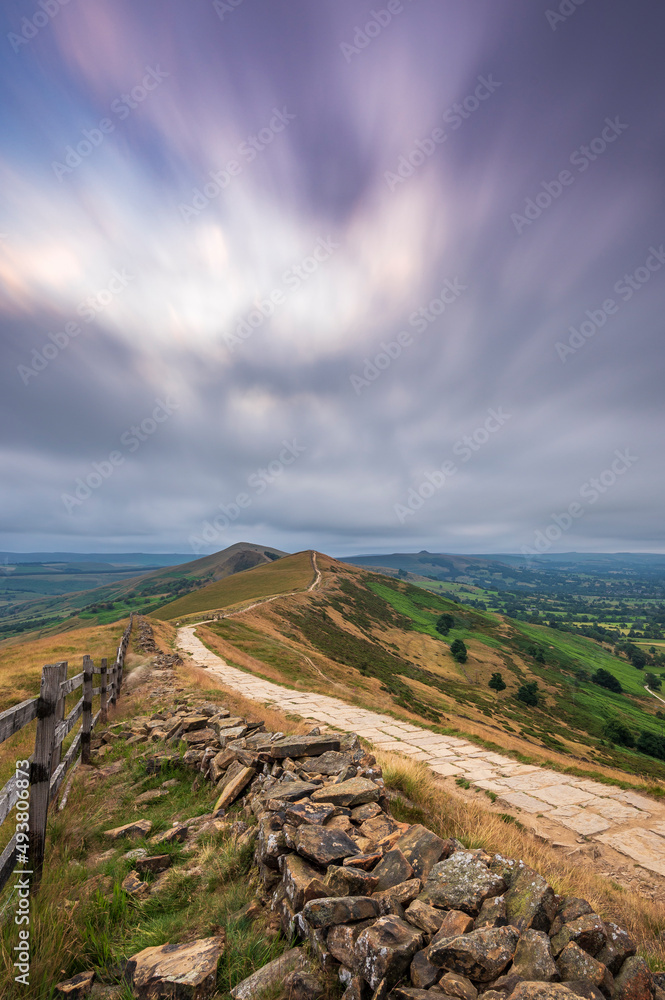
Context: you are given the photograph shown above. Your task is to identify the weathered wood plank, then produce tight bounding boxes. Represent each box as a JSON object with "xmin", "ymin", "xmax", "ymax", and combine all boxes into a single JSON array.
[
  {"xmin": 0, "ymin": 698, "xmax": 38, "ymax": 745},
  {"xmin": 50, "ymin": 731, "xmax": 81, "ymax": 800},
  {"xmin": 0, "ymin": 774, "xmax": 18, "ymax": 826},
  {"xmin": 53, "ymin": 696, "xmax": 83, "ymax": 747},
  {"xmin": 51, "ymin": 663, "xmax": 68, "ymax": 774},
  {"xmin": 60, "ymin": 672, "xmax": 84, "ymax": 698},
  {"xmin": 100, "ymin": 658, "xmax": 108, "ymax": 725},
  {"xmin": 0, "ymin": 834, "xmax": 17, "ymax": 893}
]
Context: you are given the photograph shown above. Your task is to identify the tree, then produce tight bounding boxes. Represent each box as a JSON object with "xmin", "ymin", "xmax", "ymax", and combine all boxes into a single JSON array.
[
  {"xmin": 450, "ymin": 638, "xmax": 467, "ymax": 663},
  {"xmin": 603, "ymin": 719, "xmax": 635, "ymax": 747},
  {"xmin": 645, "ymin": 672, "xmax": 662, "ymax": 691},
  {"xmin": 516, "ymin": 681, "xmax": 539, "ymax": 707},
  {"xmin": 636, "ymin": 730, "xmax": 665, "ymax": 761},
  {"xmin": 436, "ymin": 614, "xmax": 454, "ymax": 636},
  {"xmin": 489, "ymin": 672, "xmax": 506, "ymax": 692},
  {"xmin": 591, "ymin": 668, "xmax": 622, "ymax": 694}
]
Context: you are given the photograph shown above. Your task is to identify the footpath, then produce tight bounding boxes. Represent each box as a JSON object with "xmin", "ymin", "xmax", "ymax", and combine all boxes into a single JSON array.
[{"xmin": 177, "ymin": 625, "xmax": 665, "ymax": 882}]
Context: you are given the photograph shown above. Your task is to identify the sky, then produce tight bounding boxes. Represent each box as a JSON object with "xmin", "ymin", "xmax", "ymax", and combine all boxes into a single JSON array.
[{"xmin": 1, "ymin": 0, "xmax": 664, "ymax": 559}]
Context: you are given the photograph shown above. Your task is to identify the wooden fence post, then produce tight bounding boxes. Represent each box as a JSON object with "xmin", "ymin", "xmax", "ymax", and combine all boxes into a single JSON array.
[
  {"xmin": 81, "ymin": 656, "xmax": 93, "ymax": 765},
  {"xmin": 29, "ymin": 662, "xmax": 62, "ymax": 884},
  {"xmin": 100, "ymin": 658, "xmax": 108, "ymax": 724},
  {"xmin": 110, "ymin": 660, "xmax": 118, "ymax": 710},
  {"xmin": 50, "ymin": 662, "xmax": 68, "ymax": 774}
]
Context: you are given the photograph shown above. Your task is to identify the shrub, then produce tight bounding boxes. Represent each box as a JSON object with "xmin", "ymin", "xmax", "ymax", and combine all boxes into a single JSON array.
[
  {"xmin": 603, "ymin": 719, "xmax": 635, "ymax": 747},
  {"xmin": 450, "ymin": 638, "xmax": 467, "ymax": 663},
  {"xmin": 516, "ymin": 681, "xmax": 539, "ymax": 707},
  {"xmin": 591, "ymin": 668, "xmax": 622, "ymax": 694},
  {"xmin": 436, "ymin": 613, "xmax": 454, "ymax": 636},
  {"xmin": 489, "ymin": 672, "xmax": 506, "ymax": 692}
]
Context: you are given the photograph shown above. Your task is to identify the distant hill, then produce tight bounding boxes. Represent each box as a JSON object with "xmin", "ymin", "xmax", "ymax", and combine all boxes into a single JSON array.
[
  {"xmin": 151, "ymin": 550, "xmax": 314, "ymax": 621},
  {"xmin": 0, "ymin": 543, "xmax": 287, "ymax": 637}
]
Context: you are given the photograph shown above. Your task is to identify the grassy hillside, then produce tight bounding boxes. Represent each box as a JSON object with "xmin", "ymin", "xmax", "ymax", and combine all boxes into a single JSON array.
[
  {"xmin": 193, "ymin": 558, "xmax": 665, "ymax": 787},
  {"xmin": 151, "ymin": 551, "xmax": 315, "ymax": 621}
]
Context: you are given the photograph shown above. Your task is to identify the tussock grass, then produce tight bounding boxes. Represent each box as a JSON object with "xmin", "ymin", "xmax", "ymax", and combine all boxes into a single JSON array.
[{"xmin": 377, "ymin": 750, "xmax": 665, "ymax": 970}]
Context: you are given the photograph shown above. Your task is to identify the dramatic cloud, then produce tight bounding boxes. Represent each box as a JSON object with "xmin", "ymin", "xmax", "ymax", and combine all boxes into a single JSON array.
[{"xmin": 0, "ymin": 0, "xmax": 663, "ymax": 556}]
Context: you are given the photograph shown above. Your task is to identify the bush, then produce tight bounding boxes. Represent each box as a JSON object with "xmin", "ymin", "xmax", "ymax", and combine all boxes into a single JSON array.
[
  {"xmin": 436, "ymin": 614, "xmax": 454, "ymax": 636},
  {"xmin": 489, "ymin": 672, "xmax": 506, "ymax": 692},
  {"xmin": 603, "ymin": 719, "xmax": 635, "ymax": 747},
  {"xmin": 450, "ymin": 638, "xmax": 467, "ymax": 663},
  {"xmin": 645, "ymin": 672, "xmax": 662, "ymax": 690},
  {"xmin": 516, "ymin": 681, "xmax": 539, "ymax": 707},
  {"xmin": 591, "ymin": 668, "xmax": 622, "ymax": 694},
  {"xmin": 636, "ymin": 730, "xmax": 665, "ymax": 761}
]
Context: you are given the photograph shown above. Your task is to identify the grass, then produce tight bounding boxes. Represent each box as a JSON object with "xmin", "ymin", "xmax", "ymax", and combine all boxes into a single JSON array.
[
  {"xmin": 0, "ymin": 665, "xmax": 326, "ymax": 1000},
  {"xmin": 151, "ymin": 552, "xmax": 315, "ymax": 621}
]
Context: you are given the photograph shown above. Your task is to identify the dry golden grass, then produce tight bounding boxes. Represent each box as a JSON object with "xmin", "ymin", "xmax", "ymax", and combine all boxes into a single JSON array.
[{"xmin": 376, "ymin": 750, "xmax": 665, "ymax": 968}]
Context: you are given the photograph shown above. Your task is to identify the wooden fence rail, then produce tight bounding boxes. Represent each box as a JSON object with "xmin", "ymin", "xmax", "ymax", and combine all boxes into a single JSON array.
[{"xmin": 0, "ymin": 614, "xmax": 133, "ymax": 893}]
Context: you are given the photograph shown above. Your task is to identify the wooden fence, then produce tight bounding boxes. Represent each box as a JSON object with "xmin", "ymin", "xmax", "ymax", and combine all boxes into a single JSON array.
[{"xmin": 0, "ymin": 615, "xmax": 133, "ymax": 892}]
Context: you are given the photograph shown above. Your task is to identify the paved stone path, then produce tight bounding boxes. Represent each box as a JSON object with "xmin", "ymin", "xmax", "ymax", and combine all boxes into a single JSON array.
[{"xmin": 178, "ymin": 624, "xmax": 665, "ymax": 878}]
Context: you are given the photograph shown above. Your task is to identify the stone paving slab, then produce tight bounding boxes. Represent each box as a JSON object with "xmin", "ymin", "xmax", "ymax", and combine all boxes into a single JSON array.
[{"xmin": 178, "ymin": 624, "xmax": 665, "ymax": 878}]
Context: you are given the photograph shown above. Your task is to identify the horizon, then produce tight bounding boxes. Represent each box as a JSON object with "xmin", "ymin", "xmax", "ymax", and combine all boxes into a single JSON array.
[{"xmin": 1, "ymin": 1, "xmax": 663, "ymax": 555}]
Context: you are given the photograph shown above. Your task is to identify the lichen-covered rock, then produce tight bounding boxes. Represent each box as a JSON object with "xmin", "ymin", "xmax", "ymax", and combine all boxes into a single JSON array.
[
  {"xmin": 356, "ymin": 914, "xmax": 423, "ymax": 989},
  {"xmin": 271, "ymin": 779, "xmax": 320, "ymax": 802},
  {"xmin": 302, "ymin": 895, "xmax": 379, "ymax": 928},
  {"xmin": 231, "ymin": 946, "xmax": 308, "ymax": 999},
  {"xmin": 504, "ymin": 866, "xmax": 557, "ymax": 933},
  {"xmin": 296, "ymin": 824, "xmax": 359, "ymax": 865},
  {"xmin": 556, "ymin": 943, "xmax": 613, "ymax": 997},
  {"xmin": 394, "ymin": 824, "xmax": 447, "ymax": 880},
  {"xmin": 302, "ymin": 751, "xmax": 353, "ymax": 775},
  {"xmin": 280, "ymin": 854, "xmax": 329, "ymax": 911},
  {"xmin": 550, "ymin": 915, "xmax": 606, "ymax": 958},
  {"xmin": 612, "ymin": 956, "xmax": 654, "ymax": 1000},
  {"xmin": 595, "ymin": 923, "xmax": 636, "ymax": 975},
  {"xmin": 410, "ymin": 947, "xmax": 441, "ymax": 989},
  {"xmin": 104, "ymin": 819, "xmax": 152, "ymax": 840},
  {"xmin": 549, "ymin": 899, "xmax": 593, "ymax": 938},
  {"xmin": 270, "ymin": 735, "xmax": 341, "ymax": 758},
  {"xmin": 428, "ymin": 925, "xmax": 520, "ymax": 982},
  {"xmin": 325, "ymin": 864, "xmax": 380, "ymax": 897},
  {"xmin": 431, "ymin": 909, "xmax": 475, "ymax": 942},
  {"xmin": 282, "ymin": 967, "xmax": 327, "ymax": 1000},
  {"xmin": 328, "ymin": 918, "xmax": 378, "ymax": 971},
  {"xmin": 475, "ymin": 895, "xmax": 507, "ymax": 929},
  {"xmin": 561, "ymin": 981, "xmax": 605, "ymax": 1000},
  {"xmin": 420, "ymin": 853, "xmax": 506, "ymax": 915},
  {"xmin": 373, "ymin": 849, "xmax": 414, "ymax": 891},
  {"xmin": 374, "ymin": 880, "xmax": 422, "ymax": 914},
  {"xmin": 404, "ymin": 899, "xmax": 446, "ymax": 936},
  {"xmin": 54, "ymin": 971, "xmax": 95, "ymax": 998},
  {"xmin": 257, "ymin": 813, "xmax": 289, "ymax": 868},
  {"xmin": 438, "ymin": 971, "xmax": 478, "ymax": 1000},
  {"xmin": 511, "ymin": 930, "xmax": 559, "ymax": 982},
  {"xmin": 311, "ymin": 776, "xmax": 381, "ymax": 808},
  {"xmin": 128, "ymin": 936, "xmax": 224, "ymax": 1000},
  {"xmin": 287, "ymin": 800, "xmax": 337, "ymax": 826},
  {"xmin": 507, "ymin": 984, "xmax": 580, "ymax": 1000}
]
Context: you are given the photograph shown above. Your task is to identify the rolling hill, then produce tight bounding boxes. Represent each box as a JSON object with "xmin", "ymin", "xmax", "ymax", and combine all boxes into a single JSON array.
[
  {"xmin": 0, "ymin": 543, "xmax": 286, "ymax": 637},
  {"xmin": 151, "ymin": 550, "xmax": 315, "ymax": 621}
]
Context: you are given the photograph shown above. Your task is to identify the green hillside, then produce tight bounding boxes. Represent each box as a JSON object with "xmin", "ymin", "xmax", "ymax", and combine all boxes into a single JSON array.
[{"xmin": 151, "ymin": 550, "xmax": 315, "ymax": 621}]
